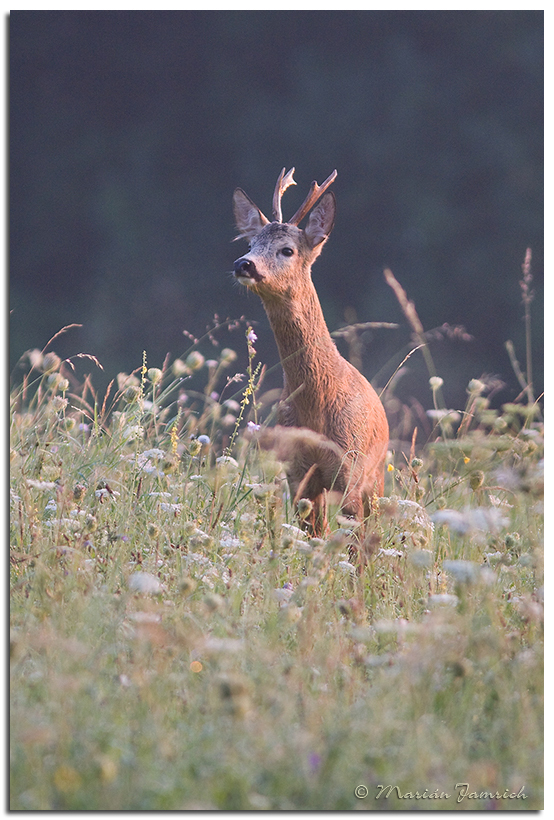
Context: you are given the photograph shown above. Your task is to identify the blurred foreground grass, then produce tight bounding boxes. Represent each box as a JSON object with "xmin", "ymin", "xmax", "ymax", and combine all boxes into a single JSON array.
[{"xmin": 10, "ymin": 333, "xmax": 543, "ymax": 810}]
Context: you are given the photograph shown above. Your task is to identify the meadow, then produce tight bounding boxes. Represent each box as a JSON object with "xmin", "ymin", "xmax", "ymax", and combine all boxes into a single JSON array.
[{"xmin": 10, "ymin": 305, "xmax": 543, "ymax": 810}]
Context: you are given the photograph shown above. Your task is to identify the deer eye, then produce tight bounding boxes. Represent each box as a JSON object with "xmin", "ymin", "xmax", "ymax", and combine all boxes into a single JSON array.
[{"xmin": 281, "ymin": 247, "xmax": 294, "ymax": 257}]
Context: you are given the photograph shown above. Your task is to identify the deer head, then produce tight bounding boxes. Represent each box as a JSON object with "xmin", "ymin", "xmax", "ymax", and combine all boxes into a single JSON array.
[{"xmin": 233, "ymin": 169, "xmax": 337, "ymax": 298}]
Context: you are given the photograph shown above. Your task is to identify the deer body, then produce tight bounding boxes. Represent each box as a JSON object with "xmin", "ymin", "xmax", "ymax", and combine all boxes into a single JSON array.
[{"xmin": 233, "ymin": 169, "xmax": 388, "ymax": 532}]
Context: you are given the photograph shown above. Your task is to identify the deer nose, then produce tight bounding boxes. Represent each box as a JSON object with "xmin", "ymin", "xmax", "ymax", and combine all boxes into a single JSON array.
[
  {"xmin": 234, "ymin": 257, "xmax": 260, "ymax": 281},
  {"xmin": 234, "ymin": 257, "xmax": 253, "ymax": 275}
]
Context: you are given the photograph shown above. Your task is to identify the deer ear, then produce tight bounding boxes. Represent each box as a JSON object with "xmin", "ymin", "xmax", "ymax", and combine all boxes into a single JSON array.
[
  {"xmin": 304, "ymin": 192, "xmax": 336, "ymax": 248},
  {"xmin": 233, "ymin": 188, "xmax": 269, "ymax": 239}
]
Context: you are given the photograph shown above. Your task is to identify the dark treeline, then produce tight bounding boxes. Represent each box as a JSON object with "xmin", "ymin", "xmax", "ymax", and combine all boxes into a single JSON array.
[{"xmin": 10, "ymin": 10, "xmax": 543, "ymax": 409}]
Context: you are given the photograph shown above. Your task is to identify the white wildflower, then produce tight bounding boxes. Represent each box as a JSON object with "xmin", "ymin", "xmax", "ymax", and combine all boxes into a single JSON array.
[
  {"xmin": 216, "ymin": 455, "xmax": 239, "ymax": 468},
  {"xmin": 202, "ymin": 637, "xmax": 244, "ymax": 656},
  {"xmin": 408, "ymin": 549, "xmax": 433, "ymax": 567},
  {"xmin": 432, "ymin": 509, "xmax": 468, "ymax": 533},
  {"xmin": 443, "ymin": 559, "xmax": 479, "ymax": 584},
  {"xmin": 281, "ymin": 523, "xmax": 307, "ymax": 539},
  {"xmin": 426, "ymin": 409, "xmax": 461, "ymax": 422},
  {"xmin": 160, "ymin": 502, "xmax": 183, "ymax": 515},
  {"xmin": 428, "ymin": 593, "xmax": 459, "ymax": 607},
  {"xmin": 219, "ymin": 535, "xmax": 243, "ymax": 550},
  {"xmin": 124, "ymin": 425, "xmax": 144, "ymax": 441},
  {"xmin": 432, "ymin": 506, "xmax": 507, "ymax": 535},
  {"xmin": 272, "ymin": 586, "xmax": 294, "ymax": 605},
  {"xmin": 26, "ymin": 479, "xmax": 58, "ymax": 491},
  {"xmin": 128, "ymin": 611, "xmax": 162, "ymax": 623},
  {"xmin": 337, "ymin": 560, "xmax": 357, "ymax": 575},
  {"xmin": 141, "ymin": 448, "xmax": 165, "ymax": 460},
  {"xmin": 128, "ymin": 572, "xmax": 164, "ymax": 594}
]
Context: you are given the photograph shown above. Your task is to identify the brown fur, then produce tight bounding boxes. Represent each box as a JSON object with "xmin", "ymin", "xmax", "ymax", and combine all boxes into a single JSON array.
[{"xmin": 233, "ymin": 171, "xmax": 389, "ymax": 534}]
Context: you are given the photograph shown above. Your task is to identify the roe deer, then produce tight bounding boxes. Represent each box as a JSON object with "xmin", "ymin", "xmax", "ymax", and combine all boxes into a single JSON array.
[{"xmin": 233, "ymin": 168, "xmax": 389, "ymax": 535}]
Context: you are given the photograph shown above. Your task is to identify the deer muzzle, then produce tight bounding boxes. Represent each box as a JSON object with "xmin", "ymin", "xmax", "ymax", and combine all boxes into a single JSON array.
[{"xmin": 234, "ymin": 257, "xmax": 263, "ymax": 284}]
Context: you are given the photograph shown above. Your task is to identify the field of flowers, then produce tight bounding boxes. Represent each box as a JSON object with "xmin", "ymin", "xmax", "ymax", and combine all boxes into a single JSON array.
[{"xmin": 10, "ymin": 318, "xmax": 543, "ymax": 810}]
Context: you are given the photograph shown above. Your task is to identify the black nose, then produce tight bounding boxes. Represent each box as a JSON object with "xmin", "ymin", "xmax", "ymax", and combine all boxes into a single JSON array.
[{"xmin": 234, "ymin": 257, "xmax": 254, "ymax": 276}]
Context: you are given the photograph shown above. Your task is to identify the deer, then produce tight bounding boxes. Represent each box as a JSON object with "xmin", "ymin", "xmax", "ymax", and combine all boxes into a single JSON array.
[{"xmin": 232, "ymin": 168, "xmax": 389, "ymax": 538}]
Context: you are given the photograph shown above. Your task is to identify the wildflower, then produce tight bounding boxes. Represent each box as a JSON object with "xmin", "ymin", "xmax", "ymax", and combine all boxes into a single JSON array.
[
  {"xmin": 247, "ymin": 328, "xmax": 257, "ymax": 343},
  {"xmin": 220, "ymin": 348, "xmax": 238, "ymax": 364},
  {"xmin": 48, "ymin": 373, "xmax": 69, "ymax": 393},
  {"xmin": 160, "ymin": 502, "xmax": 183, "ymax": 515},
  {"xmin": 467, "ymin": 378, "xmax": 486, "ymax": 394},
  {"xmin": 147, "ymin": 367, "xmax": 163, "ymax": 384},
  {"xmin": 179, "ymin": 577, "xmax": 197, "ymax": 595},
  {"xmin": 185, "ymin": 351, "xmax": 205, "ymax": 371},
  {"xmin": 427, "ymin": 409, "xmax": 461, "ymax": 422},
  {"xmin": 443, "ymin": 559, "xmax": 479, "ymax": 585},
  {"xmin": 297, "ymin": 498, "xmax": 313, "ymax": 520},
  {"xmin": 162, "ymin": 457, "xmax": 178, "ymax": 474},
  {"xmin": 128, "ymin": 572, "xmax": 164, "ymax": 594},
  {"xmin": 202, "ymin": 637, "xmax": 244, "ymax": 655},
  {"xmin": 95, "ymin": 486, "xmax": 120, "ymax": 500},
  {"xmin": 43, "ymin": 498, "xmax": 57, "ymax": 518},
  {"xmin": 282, "ymin": 523, "xmax": 307, "ymax": 539},
  {"xmin": 272, "ymin": 585, "xmax": 294, "ymax": 605},
  {"xmin": 52, "ymin": 396, "xmax": 68, "ymax": 412},
  {"xmin": 203, "ymin": 593, "xmax": 224, "ymax": 612},
  {"xmin": 197, "ymin": 434, "xmax": 211, "ymax": 446},
  {"xmin": 124, "ymin": 424, "xmax": 144, "ymax": 441},
  {"xmin": 27, "ymin": 348, "xmax": 43, "ymax": 370},
  {"xmin": 429, "ymin": 376, "xmax": 444, "ymax": 391},
  {"xmin": 172, "ymin": 358, "xmax": 189, "ymax": 377},
  {"xmin": 219, "ymin": 534, "xmax": 242, "ymax": 550},
  {"xmin": 223, "ymin": 399, "xmax": 240, "ymax": 413},
  {"xmin": 408, "ymin": 549, "xmax": 433, "ymax": 568},
  {"xmin": 433, "ymin": 505, "xmax": 507, "ymax": 537},
  {"xmin": 123, "ymin": 385, "xmax": 140, "ymax": 403},
  {"xmin": 53, "ymin": 765, "xmax": 82, "ymax": 793},
  {"xmin": 84, "ymin": 514, "xmax": 97, "ymax": 533},
  {"xmin": 247, "ymin": 420, "xmax": 261, "ymax": 432},
  {"xmin": 217, "ymin": 673, "xmax": 251, "ymax": 717},
  {"xmin": 428, "ymin": 593, "xmax": 459, "ymax": 607},
  {"xmin": 117, "ymin": 372, "xmax": 140, "ymax": 391},
  {"xmin": 26, "ymin": 479, "xmax": 58, "ymax": 491},
  {"xmin": 216, "ymin": 455, "xmax": 239, "ymax": 468},
  {"xmin": 188, "ymin": 438, "xmax": 202, "ymax": 456},
  {"xmin": 308, "ymin": 753, "xmax": 322, "ymax": 774},
  {"xmin": 42, "ymin": 352, "xmax": 61, "ymax": 374},
  {"xmin": 337, "ymin": 560, "xmax": 357, "ymax": 575},
  {"xmin": 469, "ymin": 470, "xmax": 485, "ymax": 490}
]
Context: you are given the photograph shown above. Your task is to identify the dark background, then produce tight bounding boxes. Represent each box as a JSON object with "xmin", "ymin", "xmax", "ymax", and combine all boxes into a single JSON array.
[{"xmin": 10, "ymin": 10, "xmax": 543, "ymax": 410}]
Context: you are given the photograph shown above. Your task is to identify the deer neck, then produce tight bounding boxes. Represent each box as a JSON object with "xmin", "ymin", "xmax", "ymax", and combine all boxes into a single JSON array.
[{"xmin": 260, "ymin": 280, "xmax": 341, "ymax": 395}]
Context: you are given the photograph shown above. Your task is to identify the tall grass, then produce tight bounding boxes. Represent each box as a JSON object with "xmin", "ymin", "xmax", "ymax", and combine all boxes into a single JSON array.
[{"xmin": 10, "ymin": 306, "xmax": 543, "ymax": 810}]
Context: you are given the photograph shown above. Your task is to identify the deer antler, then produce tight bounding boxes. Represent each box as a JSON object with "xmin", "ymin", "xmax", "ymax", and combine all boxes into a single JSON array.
[
  {"xmin": 272, "ymin": 167, "xmax": 297, "ymax": 222},
  {"xmin": 289, "ymin": 170, "xmax": 338, "ymax": 226}
]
